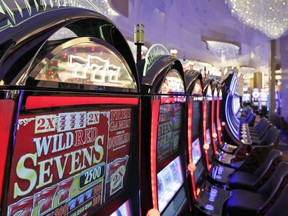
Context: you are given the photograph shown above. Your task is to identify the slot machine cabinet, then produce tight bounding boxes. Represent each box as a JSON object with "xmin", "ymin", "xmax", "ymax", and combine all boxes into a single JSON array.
[
  {"xmin": 211, "ymin": 82, "xmax": 219, "ymax": 156},
  {"xmin": 185, "ymin": 70, "xmax": 205, "ymax": 199},
  {"xmin": 0, "ymin": 8, "xmax": 141, "ymax": 216},
  {"xmin": 242, "ymin": 91, "xmax": 251, "ymax": 106},
  {"xmin": 252, "ymin": 88, "xmax": 261, "ymax": 112},
  {"xmin": 185, "ymin": 71, "xmax": 230, "ymax": 216},
  {"xmin": 220, "ymin": 73, "xmax": 243, "ymax": 146},
  {"xmin": 137, "ymin": 44, "xmax": 190, "ymax": 216},
  {"xmin": 215, "ymin": 84, "xmax": 225, "ymax": 151},
  {"xmin": 202, "ymin": 79, "xmax": 214, "ymax": 171}
]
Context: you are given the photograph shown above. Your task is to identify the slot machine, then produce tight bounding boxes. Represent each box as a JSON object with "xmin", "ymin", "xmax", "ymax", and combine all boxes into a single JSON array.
[
  {"xmin": 211, "ymin": 82, "xmax": 220, "ymax": 156},
  {"xmin": 0, "ymin": 7, "xmax": 141, "ymax": 216},
  {"xmin": 252, "ymin": 88, "xmax": 260, "ymax": 112},
  {"xmin": 185, "ymin": 71, "xmax": 230, "ymax": 216},
  {"xmin": 138, "ymin": 44, "xmax": 190, "ymax": 216},
  {"xmin": 242, "ymin": 91, "xmax": 251, "ymax": 106},
  {"xmin": 202, "ymin": 79, "xmax": 214, "ymax": 171},
  {"xmin": 215, "ymin": 84, "xmax": 226, "ymax": 152},
  {"xmin": 221, "ymin": 73, "xmax": 243, "ymax": 145},
  {"xmin": 259, "ymin": 89, "xmax": 268, "ymax": 116}
]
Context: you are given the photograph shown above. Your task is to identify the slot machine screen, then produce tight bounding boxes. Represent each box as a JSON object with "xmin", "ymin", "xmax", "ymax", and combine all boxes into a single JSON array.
[
  {"xmin": 156, "ymin": 69, "xmax": 186, "ymax": 214},
  {"xmin": 243, "ymin": 93, "xmax": 251, "ymax": 103},
  {"xmin": 157, "ymin": 156, "xmax": 184, "ymax": 212},
  {"xmin": 110, "ymin": 200, "xmax": 132, "ymax": 216},
  {"xmin": 192, "ymin": 138, "xmax": 202, "ymax": 164},
  {"xmin": 192, "ymin": 138, "xmax": 205, "ymax": 186},
  {"xmin": 260, "ymin": 90, "xmax": 268, "ymax": 106},
  {"xmin": 7, "ymin": 107, "xmax": 135, "ymax": 216},
  {"xmin": 157, "ymin": 102, "xmax": 182, "ymax": 163}
]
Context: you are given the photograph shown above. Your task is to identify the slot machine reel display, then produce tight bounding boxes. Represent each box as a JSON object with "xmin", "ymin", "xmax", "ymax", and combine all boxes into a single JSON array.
[{"xmin": 0, "ymin": 7, "xmax": 140, "ymax": 216}]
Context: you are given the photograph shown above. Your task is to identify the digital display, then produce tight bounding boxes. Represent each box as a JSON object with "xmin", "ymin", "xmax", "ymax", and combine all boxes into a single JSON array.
[
  {"xmin": 243, "ymin": 93, "xmax": 251, "ymax": 103},
  {"xmin": 8, "ymin": 108, "xmax": 133, "ymax": 216},
  {"xmin": 192, "ymin": 138, "xmax": 202, "ymax": 164},
  {"xmin": 260, "ymin": 90, "xmax": 268, "ymax": 106},
  {"xmin": 110, "ymin": 200, "xmax": 131, "ymax": 216},
  {"xmin": 157, "ymin": 103, "xmax": 182, "ymax": 163},
  {"xmin": 157, "ymin": 156, "xmax": 183, "ymax": 213}
]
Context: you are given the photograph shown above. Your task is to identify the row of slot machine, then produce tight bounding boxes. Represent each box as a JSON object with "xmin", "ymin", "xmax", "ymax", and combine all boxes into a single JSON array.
[{"xmin": 0, "ymin": 6, "xmax": 236, "ymax": 216}]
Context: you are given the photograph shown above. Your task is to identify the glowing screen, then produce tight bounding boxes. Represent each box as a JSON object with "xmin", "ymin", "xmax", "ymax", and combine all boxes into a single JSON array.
[
  {"xmin": 157, "ymin": 156, "xmax": 183, "ymax": 212},
  {"xmin": 192, "ymin": 138, "xmax": 201, "ymax": 164}
]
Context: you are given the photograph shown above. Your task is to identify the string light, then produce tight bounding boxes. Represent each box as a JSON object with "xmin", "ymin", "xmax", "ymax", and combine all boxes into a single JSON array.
[
  {"xmin": 239, "ymin": 66, "xmax": 256, "ymax": 74},
  {"xmin": 225, "ymin": 0, "xmax": 288, "ymax": 39}
]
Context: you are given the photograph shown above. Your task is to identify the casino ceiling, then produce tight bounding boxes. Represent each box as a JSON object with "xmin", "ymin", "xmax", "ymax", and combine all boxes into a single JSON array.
[{"xmin": 110, "ymin": 0, "xmax": 283, "ymax": 73}]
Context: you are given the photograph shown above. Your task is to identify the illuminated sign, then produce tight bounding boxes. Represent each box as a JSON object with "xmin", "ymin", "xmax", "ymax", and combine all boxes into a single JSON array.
[
  {"xmin": 143, "ymin": 44, "xmax": 170, "ymax": 76},
  {"xmin": 205, "ymin": 84, "xmax": 213, "ymax": 101},
  {"xmin": 206, "ymin": 84, "xmax": 212, "ymax": 97},
  {"xmin": 252, "ymin": 88, "xmax": 260, "ymax": 99},
  {"xmin": 159, "ymin": 69, "xmax": 185, "ymax": 94},
  {"xmin": 34, "ymin": 40, "xmax": 137, "ymax": 90},
  {"xmin": 213, "ymin": 88, "xmax": 218, "ymax": 99},
  {"xmin": 8, "ymin": 108, "xmax": 132, "ymax": 216},
  {"xmin": 192, "ymin": 80, "xmax": 202, "ymax": 96},
  {"xmin": 66, "ymin": 55, "xmax": 121, "ymax": 83},
  {"xmin": 219, "ymin": 89, "xmax": 223, "ymax": 100}
]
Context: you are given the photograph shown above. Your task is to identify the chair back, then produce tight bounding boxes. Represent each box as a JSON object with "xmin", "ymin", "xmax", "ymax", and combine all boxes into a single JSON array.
[
  {"xmin": 259, "ymin": 127, "xmax": 280, "ymax": 147},
  {"xmin": 258, "ymin": 162, "xmax": 288, "ymax": 214}
]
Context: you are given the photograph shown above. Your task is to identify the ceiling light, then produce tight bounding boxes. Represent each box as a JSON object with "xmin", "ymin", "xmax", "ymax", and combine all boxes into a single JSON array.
[
  {"xmin": 239, "ymin": 66, "xmax": 256, "ymax": 74},
  {"xmin": 225, "ymin": 0, "xmax": 288, "ymax": 39},
  {"xmin": 202, "ymin": 37, "xmax": 241, "ymax": 60}
]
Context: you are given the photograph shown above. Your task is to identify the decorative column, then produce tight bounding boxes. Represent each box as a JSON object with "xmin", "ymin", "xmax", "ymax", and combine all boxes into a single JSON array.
[
  {"xmin": 253, "ymin": 72, "xmax": 262, "ymax": 89},
  {"xmin": 269, "ymin": 40, "xmax": 276, "ymax": 121}
]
